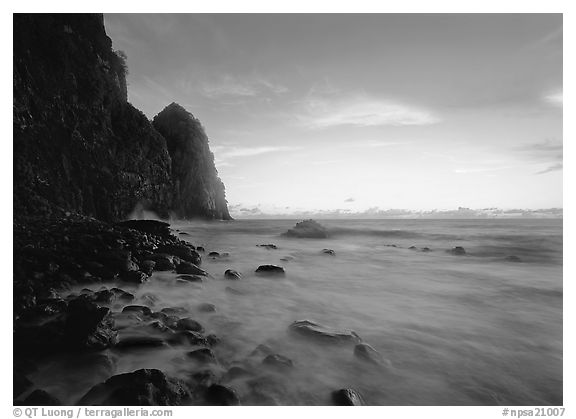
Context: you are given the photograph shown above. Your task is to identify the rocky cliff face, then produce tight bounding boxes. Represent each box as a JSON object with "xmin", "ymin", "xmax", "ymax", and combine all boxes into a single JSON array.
[
  {"xmin": 13, "ymin": 14, "xmax": 230, "ymax": 221},
  {"xmin": 153, "ymin": 104, "xmax": 232, "ymax": 220}
]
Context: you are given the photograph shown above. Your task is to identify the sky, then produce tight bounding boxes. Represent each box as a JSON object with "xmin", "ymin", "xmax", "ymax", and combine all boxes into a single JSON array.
[{"xmin": 104, "ymin": 14, "xmax": 563, "ymax": 217}]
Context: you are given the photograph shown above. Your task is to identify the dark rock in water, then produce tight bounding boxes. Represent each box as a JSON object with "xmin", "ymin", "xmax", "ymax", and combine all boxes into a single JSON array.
[
  {"xmin": 354, "ymin": 343, "xmax": 385, "ymax": 366},
  {"xmin": 110, "ymin": 288, "xmax": 135, "ymax": 302},
  {"xmin": 119, "ymin": 270, "xmax": 148, "ymax": 284},
  {"xmin": 176, "ymin": 318, "xmax": 204, "ymax": 333},
  {"xmin": 140, "ymin": 260, "xmax": 156, "ymax": 276},
  {"xmin": 449, "ymin": 246, "xmax": 466, "ymax": 255},
  {"xmin": 208, "ymin": 251, "xmax": 220, "ymax": 258},
  {"xmin": 198, "ymin": 303, "xmax": 216, "ymax": 313},
  {"xmin": 263, "ymin": 354, "xmax": 294, "ymax": 371},
  {"xmin": 177, "ymin": 274, "xmax": 204, "ymax": 283},
  {"xmin": 22, "ymin": 389, "xmax": 62, "ymax": 406},
  {"xmin": 116, "ymin": 336, "xmax": 166, "ymax": 349},
  {"xmin": 322, "ymin": 249, "xmax": 336, "ymax": 255},
  {"xmin": 152, "ymin": 103, "xmax": 232, "ymax": 220},
  {"xmin": 79, "ymin": 368, "xmax": 189, "ymax": 406},
  {"xmin": 257, "ymin": 244, "xmax": 278, "ymax": 250},
  {"xmin": 122, "ymin": 305, "xmax": 152, "ymax": 317},
  {"xmin": 176, "ymin": 262, "xmax": 208, "ymax": 276},
  {"xmin": 225, "ymin": 366, "xmax": 251, "ymax": 381},
  {"xmin": 289, "ymin": 320, "xmax": 360, "ymax": 344},
  {"xmin": 332, "ymin": 388, "xmax": 365, "ymax": 406},
  {"xmin": 224, "ymin": 269, "xmax": 242, "ymax": 280},
  {"xmin": 205, "ymin": 384, "xmax": 241, "ymax": 406},
  {"xmin": 14, "ymin": 372, "xmax": 32, "ymax": 398},
  {"xmin": 93, "ymin": 289, "xmax": 115, "ymax": 304},
  {"xmin": 157, "ymin": 243, "xmax": 201, "ymax": 265},
  {"xmin": 421, "ymin": 247, "xmax": 431, "ymax": 252},
  {"xmin": 149, "ymin": 255, "xmax": 175, "ymax": 271},
  {"xmin": 168, "ymin": 331, "xmax": 209, "ymax": 346},
  {"xmin": 179, "ymin": 232, "xmax": 189, "ymax": 236},
  {"xmin": 116, "ymin": 220, "xmax": 172, "ymax": 239},
  {"xmin": 187, "ymin": 348, "xmax": 217, "ymax": 364},
  {"xmin": 505, "ymin": 255, "xmax": 522, "ymax": 262},
  {"xmin": 283, "ymin": 219, "xmax": 328, "ymax": 239},
  {"xmin": 196, "ymin": 246, "xmax": 205, "ymax": 252},
  {"xmin": 206, "ymin": 334, "xmax": 220, "ymax": 346},
  {"xmin": 65, "ymin": 297, "xmax": 118, "ymax": 349},
  {"xmin": 244, "ymin": 376, "xmax": 287, "ymax": 406},
  {"xmin": 255, "ymin": 265, "xmax": 285, "ymax": 275},
  {"xmin": 251, "ymin": 344, "xmax": 274, "ymax": 357},
  {"xmin": 160, "ymin": 307, "xmax": 187, "ymax": 316},
  {"xmin": 409, "ymin": 246, "xmax": 417, "ymax": 250},
  {"xmin": 190, "ymin": 370, "xmax": 219, "ymax": 388}
]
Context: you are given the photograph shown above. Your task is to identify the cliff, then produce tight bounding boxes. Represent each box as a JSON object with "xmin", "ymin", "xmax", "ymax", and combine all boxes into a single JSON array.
[
  {"xmin": 153, "ymin": 104, "xmax": 232, "ymax": 220},
  {"xmin": 13, "ymin": 14, "xmax": 230, "ymax": 221}
]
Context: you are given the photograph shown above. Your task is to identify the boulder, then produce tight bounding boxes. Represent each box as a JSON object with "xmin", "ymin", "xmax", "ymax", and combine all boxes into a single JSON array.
[
  {"xmin": 283, "ymin": 219, "xmax": 328, "ymax": 239},
  {"xmin": 177, "ymin": 274, "xmax": 204, "ymax": 283},
  {"xmin": 449, "ymin": 246, "xmax": 466, "ymax": 255},
  {"xmin": 205, "ymin": 384, "xmax": 240, "ymax": 406},
  {"xmin": 224, "ymin": 269, "xmax": 241, "ymax": 280},
  {"xmin": 116, "ymin": 220, "xmax": 173, "ymax": 239},
  {"xmin": 354, "ymin": 343, "xmax": 385, "ymax": 366},
  {"xmin": 157, "ymin": 243, "xmax": 201, "ymax": 265},
  {"xmin": 140, "ymin": 260, "xmax": 156, "ymax": 275},
  {"xmin": 289, "ymin": 320, "xmax": 360, "ymax": 344},
  {"xmin": 187, "ymin": 348, "xmax": 217, "ymax": 364},
  {"xmin": 110, "ymin": 288, "xmax": 135, "ymax": 302},
  {"xmin": 176, "ymin": 262, "xmax": 208, "ymax": 276},
  {"xmin": 198, "ymin": 303, "xmax": 216, "ymax": 313},
  {"xmin": 119, "ymin": 270, "xmax": 148, "ymax": 284},
  {"xmin": 322, "ymin": 249, "xmax": 335, "ymax": 255},
  {"xmin": 22, "ymin": 389, "xmax": 62, "ymax": 406},
  {"xmin": 255, "ymin": 265, "xmax": 285, "ymax": 275},
  {"xmin": 78, "ymin": 368, "xmax": 189, "ymax": 406},
  {"xmin": 149, "ymin": 254, "xmax": 176, "ymax": 271},
  {"xmin": 65, "ymin": 296, "xmax": 118, "ymax": 349},
  {"xmin": 257, "ymin": 244, "xmax": 277, "ymax": 250},
  {"xmin": 262, "ymin": 354, "xmax": 294, "ymax": 371},
  {"xmin": 122, "ymin": 305, "xmax": 152, "ymax": 316},
  {"xmin": 115, "ymin": 336, "xmax": 166, "ymax": 349},
  {"xmin": 332, "ymin": 388, "xmax": 365, "ymax": 406},
  {"xmin": 176, "ymin": 318, "xmax": 204, "ymax": 333}
]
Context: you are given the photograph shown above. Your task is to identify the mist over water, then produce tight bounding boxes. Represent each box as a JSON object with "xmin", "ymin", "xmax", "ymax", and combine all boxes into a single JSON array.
[{"xmin": 30, "ymin": 219, "xmax": 562, "ymax": 405}]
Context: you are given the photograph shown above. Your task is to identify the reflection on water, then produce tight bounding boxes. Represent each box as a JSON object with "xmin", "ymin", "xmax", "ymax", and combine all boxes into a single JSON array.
[{"xmin": 29, "ymin": 219, "xmax": 563, "ymax": 405}]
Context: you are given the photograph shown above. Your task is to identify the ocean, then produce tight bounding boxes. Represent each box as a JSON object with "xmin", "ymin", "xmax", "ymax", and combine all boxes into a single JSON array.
[{"xmin": 30, "ymin": 218, "xmax": 563, "ymax": 405}]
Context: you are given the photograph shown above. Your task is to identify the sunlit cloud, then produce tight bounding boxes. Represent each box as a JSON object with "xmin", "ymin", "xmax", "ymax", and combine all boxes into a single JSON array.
[
  {"xmin": 544, "ymin": 91, "xmax": 563, "ymax": 107},
  {"xmin": 536, "ymin": 162, "xmax": 563, "ymax": 175},
  {"xmin": 299, "ymin": 95, "xmax": 440, "ymax": 128},
  {"xmin": 212, "ymin": 145, "xmax": 301, "ymax": 166},
  {"xmin": 200, "ymin": 75, "xmax": 288, "ymax": 99}
]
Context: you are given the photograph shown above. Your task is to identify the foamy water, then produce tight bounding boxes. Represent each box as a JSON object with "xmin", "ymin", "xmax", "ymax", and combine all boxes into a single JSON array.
[{"xmin": 29, "ymin": 219, "xmax": 563, "ymax": 405}]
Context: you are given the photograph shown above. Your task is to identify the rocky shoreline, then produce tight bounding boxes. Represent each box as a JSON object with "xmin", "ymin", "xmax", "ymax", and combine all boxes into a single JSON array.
[{"xmin": 13, "ymin": 216, "xmax": 373, "ymax": 406}]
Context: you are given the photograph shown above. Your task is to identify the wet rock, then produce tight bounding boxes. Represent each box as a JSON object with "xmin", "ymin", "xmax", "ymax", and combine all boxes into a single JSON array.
[
  {"xmin": 283, "ymin": 219, "xmax": 328, "ymax": 239},
  {"xmin": 409, "ymin": 246, "xmax": 417, "ymax": 250},
  {"xmin": 79, "ymin": 368, "xmax": 189, "ymax": 406},
  {"xmin": 119, "ymin": 270, "xmax": 148, "ymax": 284},
  {"xmin": 65, "ymin": 297, "xmax": 118, "ymax": 349},
  {"xmin": 224, "ymin": 269, "xmax": 241, "ymax": 280},
  {"xmin": 225, "ymin": 366, "xmax": 251, "ymax": 381},
  {"xmin": 168, "ymin": 331, "xmax": 209, "ymax": 346},
  {"xmin": 140, "ymin": 293, "xmax": 159, "ymax": 306},
  {"xmin": 116, "ymin": 220, "xmax": 173, "ymax": 239},
  {"xmin": 289, "ymin": 320, "xmax": 361, "ymax": 344},
  {"xmin": 251, "ymin": 344, "xmax": 274, "ymax": 357},
  {"xmin": 140, "ymin": 260, "xmax": 156, "ymax": 276},
  {"xmin": 449, "ymin": 246, "xmax": 466, "ymax": 255},
  {"xmin": 110, "ymin": 288, "xmax": 135, "ymax": 302},
  {"xmin": 245, "ymin": 376, "xmax": 286, "ymax": 406},
  {"xmin": 206, "ymin": 334, "xmax": 220, "ymax": 346},
  {"xmin": 160, "ymin": 307, "xmax": 187, "ymax": 316},
  {"xmin": 332, "ymin": 388, "xmax": 365, "ymax": 406},
  {"xmin": 14, "ymin": 372, "xmax": 32, "ymax": 398},
  {"xmin": 116, "ymin": 335, "xmax": 166, "ymax": 349},
  {"xmin": 421, "ymin": 247, "xmax": 431, "ymax": 252},
  {"xmin": 149, "ymin": 254, "xmax": 176, "ymax": 271},
  {"xmin": 205, "ymin": 384, "xmax": 240, "ymax": 406},
  {"xmin": 187, "ymin": 348, "xmax": 217, "ymax": 364},
  {"xmin": 208, "ymin": 251, "xmax": 220, "ymax": 258},
  {"xmin": 122, "ymin": 305, "xmax": 152, "ymax": 316},
  {"xmin": 257, "ymin": 244, "xmax": 277, "ymax": 250},
  {"xmin": 22, "ymin": 389, "xmax": 61, "ymax": 406},
  {"xmin": 263, "ymin": 354, "xmax": 294, "ymax": 371},
  {"xmin": 176, "ymin": 318, "xmax": 204, "ymax": 333},
  {"xmin": 196, "ymin": 246, "xmax": 205, "ymax": 252},
  {"xmin": 198, "ymin": 303, "xmax": 216, "ymax": 313},
  {"xmin": 505, "ymin": 255, "xmax": 522, "ymax": 262},
  {"xmin": 177, "ymin": 274, "xmax": 204, "ymax": 283},
  {"xmin": 93, "ymin": 289, "xmax": 115, "ymax": 304},
  {"xmin": 255, "ymin": 265, "xmax": 285, "ymax": 275},
  {"xmin": 190, "ymin": 370, "xmax": 219, "ymax": 388},
  {"xmin": 354, "ymin": 343, "xmax": 385, "ymax": 366},
  {"xmin": 178, "ymin": 232, "xmax": 189, "ymax": 236},
  {"xmin": 322, "ymin": 249, "xmax": 336, "ymax": 255},
  {"xmin": 176, "ymin": 262, "xmax": 208, "ymax": 276},
  {"xmin": 157, "ymin": 244, "xmax": 201, "ymax": 265}
]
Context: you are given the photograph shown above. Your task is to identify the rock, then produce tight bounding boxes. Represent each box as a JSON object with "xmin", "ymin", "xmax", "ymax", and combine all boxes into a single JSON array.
[
  {"xmin": 354, "ymin": 343, "xmax": 385, "ymax": 366},
  {"xmin": 208, "ymin": 251, "xmax": 220, "ymax": 258},
  {"xmin": 205, "ymin": 384, "xmax": 240, "ymax": 406},
  {"xmin": 177, "ymin": 274, "xmax": 204, "ymax": 283},
  {"xmin": 187, "ymin": 348, "xmax": 217, "ymax": 364},
  {"xmin": 149, "ymin": 254, "xmax": 176, "ymax": 271},
  {"xmin": 332, "ymin": 388, "xmax": 365, "ymax": 406},
  {"xmin": 119, "ymin": 270, "xmax": 148, "ymax": 284},
  {"xmin": 224, "ymin": 269, "xmax": 241, "ymax": 280},
  {"xmin": 157, "ymin": 243, "xmax": 201, "ymax": 265},
  {"xmin": 176, "ymin": 318, "xmax": 204, "ymax": 333},
  {"xmin": 289, "ymin": 320, "xmax": 360, "ymax": 344},
  {"xmin": 251, "ymin": 344, "xmax": 274, "ymax": 357},
  {"xmin": 421, "ymin": 247, "xmax": 431, "ymax": 252},
  {"xmin": 122, "ymin": 305, "xmax": 152, "ymax": 316},
  {"xmin": 225, "ymin": 366, "xmax": 251, "ymax": 381},
  {"xmin": 65, "ymin": 297, "xmax": 118, "ymax": 349},
  {"xmin": 206, "ymin": 334, "xmax": 220, "ymax": 346},
  {"xmin": 116, "ymin": 220, "xmax": 173, "ymax": 239},
  {"xmin": 449, "ymin": 246, "xmax": 466, "ymax": 255},
  {"xmin": 178, "ymin": 232, "xmax": 189, "ymax": 236},
  {"xmin": 93, "ymin": 289, "xmax": 115, "ymax": 304},
  {"xmin": 79, "ymin": 368, "xmax": 189, "ymax": 406},
  {"xmin": 257, "ymin": 244, "xmax": 277, "ymax": 250},
  {"xmin": 110, "ymin": 288, "xmax": 135, "ymax": 302},
  {"xmin": 116, "ymin": 336, "xmax": 166, "ymax": 349},
  {"xmin": 140, "ymin": 260, "xmax": 156, "ymax": 275},
  {"xmin": 176, "ymin": 262, "xmax": 208, "ymax": 276},
  {"xmin": 409, "ymin": 246, "xmax": 417, "ymax": 250},
  {"xmin": 255, "ymin": 265, "xmax": 285, "ymax": 275},
  {"xmin": 505, "ymin": 255, "xmax": 522, "ymax": 262},
  {"xmin": 14, "ymin": 372, "xmax": 32, "ymax": 398},
  {"xmin": 168, "ymin": 331, "xmax": 209, "ymax": 346},
  {"xmin": 283, "ymin": 219, "xmax": 328, "ymax": 239},
  {"xmin": 198, "ymin": 303, "xmax": 216, "ymax": 313},
  {"xmin": 263, "ymin": 354, "xmax": 294, "ymax": 371},
  {"xmin": 22, "ymin": 389, "xmax": 62, "ymax": 406},
  {"xmin": 160, "ymin": 307, "xmax": 187, "ymax": 316},
  {"xmin": 190, "ymin": 370, "xmax": 219, "ymax": 388},
  {"xmin": 322, "ymin": 249, "xmax": 335, "ymax": 255}
]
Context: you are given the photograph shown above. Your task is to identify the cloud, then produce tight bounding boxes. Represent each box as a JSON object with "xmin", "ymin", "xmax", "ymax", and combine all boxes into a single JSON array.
[
  {"xmin": 344, "ymin": 197, "xmax": 355, "ymax": 202},
  {"xmin": 536, "ymin": 162, "xmax": 563, "ymax": 175},
  {"xmin": 212, "ymin": 144, "xmax": 301, "ymax": 166},
  {"xmin": 544, "ymin": 91, "xmax": 563, "ymax": 107},
  {"xmin": 200, "ymin": 75, "xmax": 288, "ymax": 99},
  {"xmin": 299, "ymin": 94, "xmax": 440, "ymax": 129}
]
